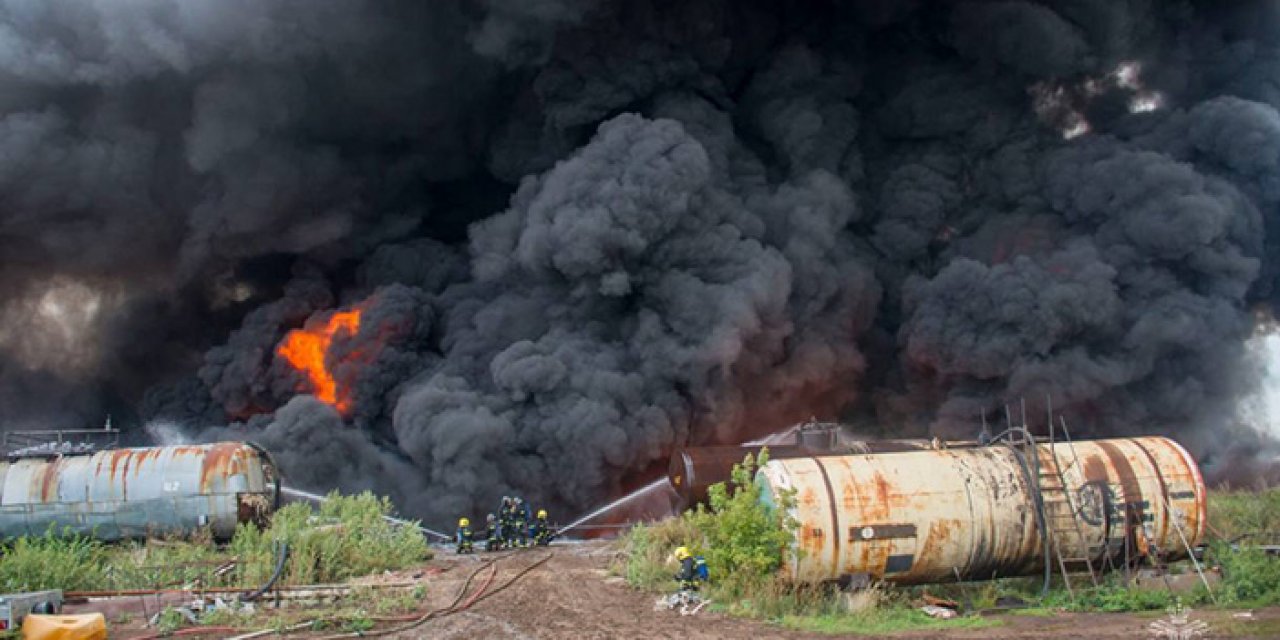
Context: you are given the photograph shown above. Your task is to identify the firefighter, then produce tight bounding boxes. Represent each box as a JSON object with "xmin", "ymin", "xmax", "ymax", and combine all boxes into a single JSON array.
[
  {"xmin": 456, "ymin": 517, "xmax": 474, "ymax": 554},
  {"xmin": 484, "ymin": 513, "xmax": 501, "ymax": 551},
  {"xmin": 530, "ymin": 508, "xmax": 554, "ymax": 546},
  {"xmin": 673, "ymin": 546, "xmax": 707, "ymax": 592},
  {"xmin": 499, "ymin": 496, "xmax": 517, "ymax": 547},
  {"xmin": 512, "ymin": 497, "xmax": 531, "ymax": 547}
]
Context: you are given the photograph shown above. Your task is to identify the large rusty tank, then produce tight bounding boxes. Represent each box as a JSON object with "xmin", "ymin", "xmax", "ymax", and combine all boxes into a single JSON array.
[
  {"xmin": 756, "ymin": 436, "xmax": 1206, "ymax": 584},
  {"xmin": 0, "ymin": 442, "xmax": 281, "ymax": 541}
]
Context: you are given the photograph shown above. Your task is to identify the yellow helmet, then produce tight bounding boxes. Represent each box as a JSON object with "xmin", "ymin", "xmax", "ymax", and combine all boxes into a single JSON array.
[
  {"xmin": 459, "ymin": 517, "xmax": 470, "ymax": 527},
  {"xmin": 537, "ymin": 509, "xmax": 548, "ymax": 519},
  {"xmin": 674, "ymin": 546, "xmax": 691, "ymax": 561}
]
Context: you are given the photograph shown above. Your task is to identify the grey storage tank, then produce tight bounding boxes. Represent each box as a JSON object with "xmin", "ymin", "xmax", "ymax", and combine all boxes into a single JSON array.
[{"xmin": 0, "ymin": 442, "xmax": 280, "ymax": 541}]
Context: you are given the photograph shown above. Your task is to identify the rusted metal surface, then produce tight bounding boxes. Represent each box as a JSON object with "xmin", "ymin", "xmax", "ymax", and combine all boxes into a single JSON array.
[
  {"xmin": 757, "ymin": 436, "xmax": 1206, "ymax": 584},
  {"xmin": 669, "ymin": 438, "xmax": 952, "ymax": 506},
  {"xmin": 0, "ymin": 442, "xmax": 280, "ymax": 541},
  {"xmin": 669, "ymin": 445, "xmax": 805, "ymax": 507}
]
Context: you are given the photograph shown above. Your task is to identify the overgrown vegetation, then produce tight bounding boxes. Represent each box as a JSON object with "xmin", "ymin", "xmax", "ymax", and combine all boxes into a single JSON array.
[
  {"xmin": 1208, "ymin": 486, "xmax": 1280, "ymax": 542},
  {"xmin": 619, "ymin": 457, "xmax": 1280, "ymax": 635},
  {"xmin": 0, "ymin": 492, "xmax": 430, "ymax": 593}
]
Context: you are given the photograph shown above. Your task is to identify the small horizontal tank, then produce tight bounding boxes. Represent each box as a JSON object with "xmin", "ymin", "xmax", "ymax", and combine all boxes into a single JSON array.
[{"xmin": 0, "ymin": 442, "xmax": 280, "ymax": 541}]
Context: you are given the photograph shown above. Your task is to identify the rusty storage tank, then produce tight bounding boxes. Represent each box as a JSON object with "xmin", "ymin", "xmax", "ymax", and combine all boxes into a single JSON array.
[
  {"xmin": 0, "ymin": 442, "xmax": 281, "ymax": 541},
  {"xmin": 756, "ymin": 436, "xmax": 1206, "ymax": 584}
]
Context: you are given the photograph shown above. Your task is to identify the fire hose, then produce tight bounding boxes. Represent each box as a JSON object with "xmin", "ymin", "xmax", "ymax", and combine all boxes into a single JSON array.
[
  {"xmin": 241, "ymin": 540, "xmax": 289, "ymax": 602},
  {"xmin": 313, "ymin": 552, "xmax": 553, "ymax": 640}
]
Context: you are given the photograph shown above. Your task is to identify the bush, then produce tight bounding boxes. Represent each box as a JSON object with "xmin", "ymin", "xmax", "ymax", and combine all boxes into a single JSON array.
[
  {"xmin": 230, "ymin": 491, "xmax": 431, "ymax": 586},
  {"xmin": 1049, "ymin": 583, "xmax": 1176, "ymax": 612},
  {"xmin": 619, "ymin": 449, "xmax": 807, "ymax": 613},
  {"xmin": 1210, "ymin": 541, "xmax": 1280, "ymax": 606},
  {"xmin": 682, "ymin": 450, "xmax": 797, "ymax": 597}
]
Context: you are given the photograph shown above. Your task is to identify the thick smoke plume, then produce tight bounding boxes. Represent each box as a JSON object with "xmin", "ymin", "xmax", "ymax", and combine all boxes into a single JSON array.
[{"xmin": 3, "ymin": 1, "xmax": 1280, "ymax": 524}]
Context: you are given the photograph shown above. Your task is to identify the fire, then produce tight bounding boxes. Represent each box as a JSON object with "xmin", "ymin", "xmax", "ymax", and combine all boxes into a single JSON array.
[{"xmin": 277, "ymin": 308, "xmax": 362, "ymax": 414}]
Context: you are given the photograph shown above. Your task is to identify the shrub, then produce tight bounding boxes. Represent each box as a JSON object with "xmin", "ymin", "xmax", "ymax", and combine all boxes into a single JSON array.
[
  {"xmin": 618, "ymin": 450, "xmax": 798, "ymax": 607},
  {"xmin": 682, "ymin": 450, "xmax": 797, "ymax": 597},
  {"xmin": 229, "ymin": 491, "xmax": 431, "ymax": 586},
  {"xmin": 1210, "ymin": 541, "xmax": 1280, "ymax": 606}
]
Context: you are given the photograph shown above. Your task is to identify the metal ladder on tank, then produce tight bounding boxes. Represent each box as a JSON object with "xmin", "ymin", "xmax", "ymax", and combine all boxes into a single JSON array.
[{"xmin": 1038, "ymin": 415, "xmax": 1100, "ymax": 597}]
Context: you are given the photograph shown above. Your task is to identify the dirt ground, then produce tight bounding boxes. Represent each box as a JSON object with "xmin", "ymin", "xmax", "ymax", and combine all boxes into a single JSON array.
[{"xmin": 81, "ymin": 540, "xmax": 1280, "ymax": 639}]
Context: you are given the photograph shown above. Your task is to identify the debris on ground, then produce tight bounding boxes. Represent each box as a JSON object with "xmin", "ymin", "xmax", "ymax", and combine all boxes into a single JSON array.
[
  {"xmin": 654, "ymin": 590, "xmax": 710, "ymax": 616},
  {"xmin": 920, "ymin": 604, "xmax": 958, "ymax": 619},
  {"xmin": 921, "ymin": 591, "xmax": 960, "ymax": 610}
]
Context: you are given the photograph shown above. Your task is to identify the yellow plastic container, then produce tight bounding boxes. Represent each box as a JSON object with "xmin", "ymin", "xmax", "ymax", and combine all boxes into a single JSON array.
[{"xmin": 20, "ymin": 613, "xmax": 107, "ymax": 640}]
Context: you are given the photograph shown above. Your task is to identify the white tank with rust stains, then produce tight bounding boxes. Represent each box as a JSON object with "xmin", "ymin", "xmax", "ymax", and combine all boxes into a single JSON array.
[
  {"xmin": 0, "ymin": 442, "xmax": 281, "ymax": 541},
  {"xmin": 755, "ymin": 436, "xmax": 1206, "ymax": 584}
]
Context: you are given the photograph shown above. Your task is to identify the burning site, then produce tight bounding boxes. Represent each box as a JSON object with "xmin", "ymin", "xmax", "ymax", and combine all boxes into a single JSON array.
[{"xmin": 2, "ymin": 1, "xmax": 1280, "ymax": 636}]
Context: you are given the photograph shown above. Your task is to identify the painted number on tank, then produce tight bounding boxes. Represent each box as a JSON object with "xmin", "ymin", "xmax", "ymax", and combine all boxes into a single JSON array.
[{"xmin": 164, "ymin": 481, "xmax": 180, "ymax": 492}]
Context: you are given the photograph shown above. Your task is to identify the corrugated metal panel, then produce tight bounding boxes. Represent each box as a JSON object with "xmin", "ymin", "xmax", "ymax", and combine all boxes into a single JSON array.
[
  {"xmin": 0, "ymin": 442, "xmax": 279, "ymax": 542},
  {"xmin": 758, "ymin": 436, "xmax": 1206, "ymax": 584}
]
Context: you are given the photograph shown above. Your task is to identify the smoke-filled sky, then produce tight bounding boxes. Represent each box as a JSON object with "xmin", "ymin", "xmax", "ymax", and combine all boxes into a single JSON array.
[{"xmin": 3, "ymin": 0, "xmax": 1280, "ymax": 523}]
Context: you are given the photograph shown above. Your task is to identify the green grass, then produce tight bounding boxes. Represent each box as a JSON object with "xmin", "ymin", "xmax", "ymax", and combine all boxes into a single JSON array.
[
  {"xmin": 781, "ymin": 609, "xmax": 999, "ymax": 635},
  {"xmin": 0, "ymin": 491, "xmax": 431, "ymax": 593}
]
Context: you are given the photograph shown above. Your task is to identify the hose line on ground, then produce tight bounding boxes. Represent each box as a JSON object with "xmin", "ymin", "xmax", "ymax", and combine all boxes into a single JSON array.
[{"xmin": 241, "ymin": 540, "xmax": 289, "ymax": 603}]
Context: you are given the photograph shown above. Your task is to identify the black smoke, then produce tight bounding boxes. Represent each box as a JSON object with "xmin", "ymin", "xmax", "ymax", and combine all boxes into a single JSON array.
[{"xmin": 1, "ymin": 1, "xmax": 1279, "ymax": 524}]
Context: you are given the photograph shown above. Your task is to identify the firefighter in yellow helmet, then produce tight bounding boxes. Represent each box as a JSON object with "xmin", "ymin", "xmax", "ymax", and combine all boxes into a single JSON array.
[
  {"xmin": 673, "ymin": 546, "xmax": 705, "ymax": 592},
  {"xmin": 531, "ymin": 508, "xmax": 554, "ymax": 546},
  {"xmin": 455, "ymin": 517, "xmax": 474, "ymax": 554}
]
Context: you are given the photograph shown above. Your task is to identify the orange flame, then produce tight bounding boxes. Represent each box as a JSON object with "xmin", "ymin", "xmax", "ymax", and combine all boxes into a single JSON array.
[{"xmin": 277, "ymin": 309, "xmax": 362, "ymax": 414}]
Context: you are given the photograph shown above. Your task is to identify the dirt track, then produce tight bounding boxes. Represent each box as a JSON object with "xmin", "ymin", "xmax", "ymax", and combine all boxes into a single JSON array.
[
  {"xmin": 96, "ymin": 539, "xmax": 1280, "ymax": 638},
  {"xmin": 398, "ymin": 541, "xmax": 821, "ymax": 640}
]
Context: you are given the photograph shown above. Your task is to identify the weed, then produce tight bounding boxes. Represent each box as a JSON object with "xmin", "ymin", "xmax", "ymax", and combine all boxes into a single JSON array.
[
  {"xmin": 1209, "ymin": 487, "xmax": 1280, "ymax": 542},
  {"xmin": 1209, "ymin": 541, "xmax": 1280, "ymax": 606},
  {"xmin": 154, "ymin": 607, "xmax": 190, "ymax": 634},
  {"xmin": 199, "ymin": 607, "xmax": 246, "ymax": 628},
  {"xmin": 1049, "ymin": 583, "xmax": 1176, "ymax": 612},
  {"xmin": 0, "ymin": 527, "xmax": 107, "ymax": 591},
  {"xmin": 344, "ymin": 613, "xmax": 374, "ymax": 633},
  {"xmin": 614, "ymin": 517, "xmax": 703, "ymax": 591}
]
